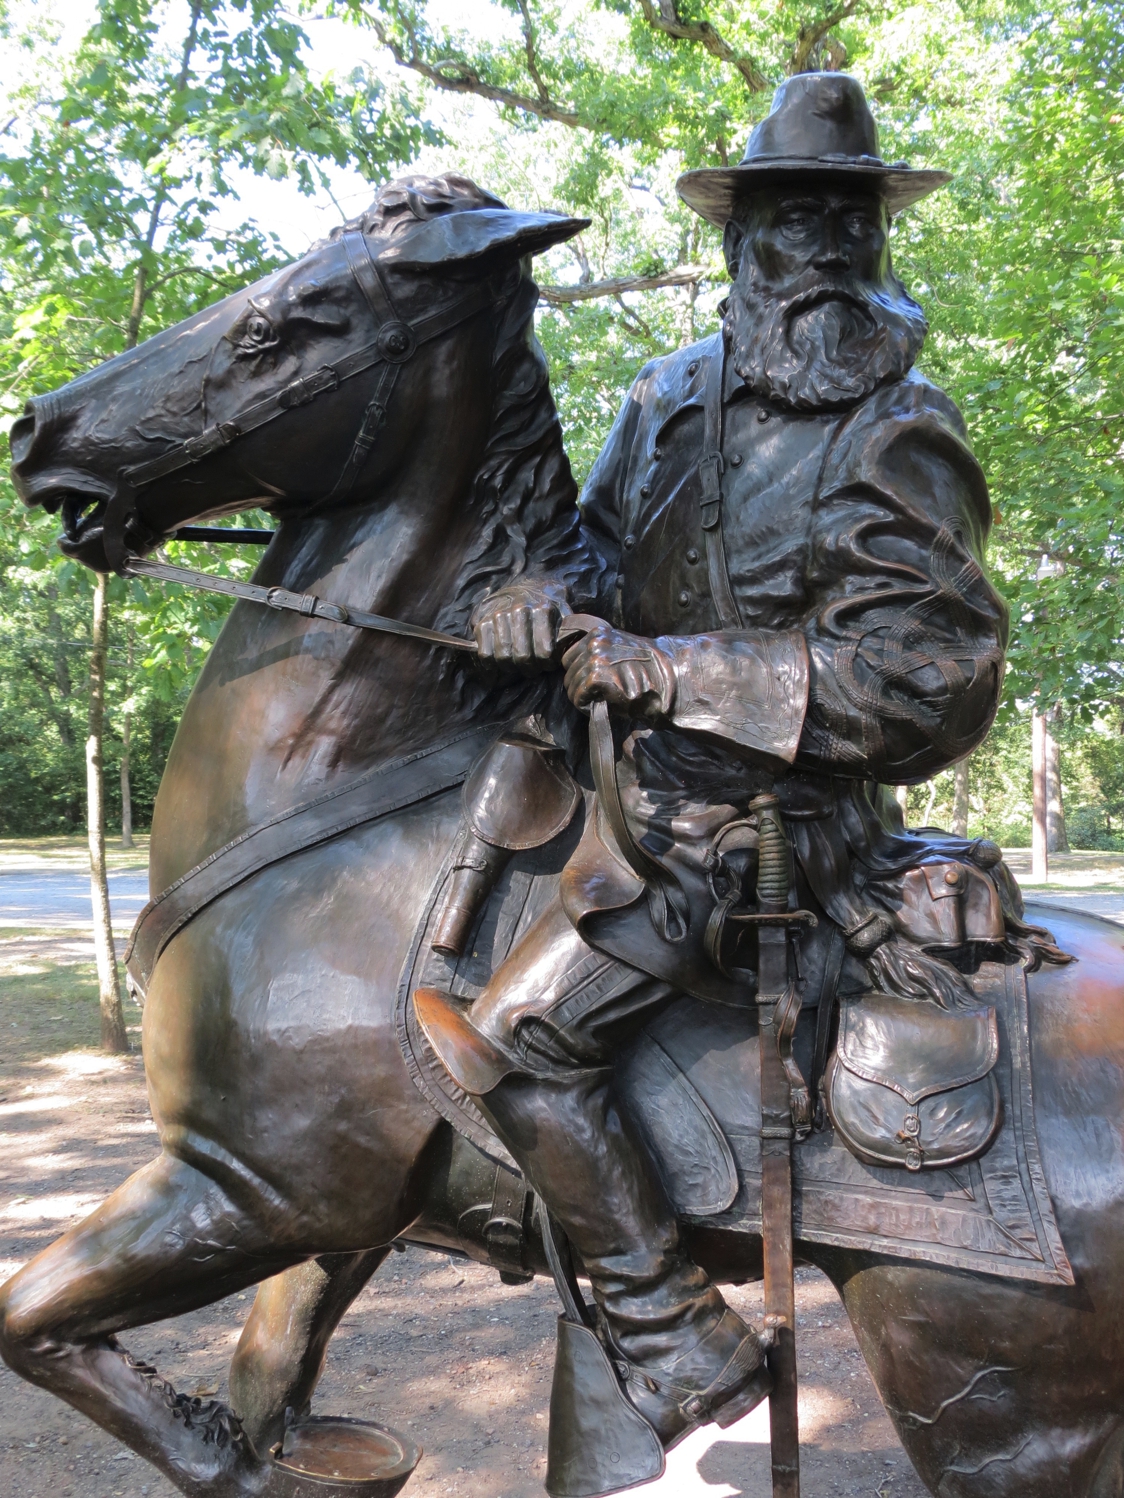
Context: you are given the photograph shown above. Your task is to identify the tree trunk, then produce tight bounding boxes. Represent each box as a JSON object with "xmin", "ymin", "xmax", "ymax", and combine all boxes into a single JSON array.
[
  {"xmin": 892, "ymin": 785, "xmax": 909, "ymax": 823},
  {"xmin": 952, "ymin": 757, "xmax": 970, "ymax": 837},
  {"xmin": 88, "ymin": 572, "xmax": 127, "ymax": 1053},
  {"xmin": 1044, "ymin": 709, "xmax": 1069, "ymax": 853},
  {"xmin": 1032, "ymin": 707, "xmax": 1048, "ymax": 882},
  {"xmin": 120, "ymin": 629, "xmax": 133, "ymax": 849},
  {"xmin": 120, "ymin": 712, "xmax": 133, "ymax": 849}
]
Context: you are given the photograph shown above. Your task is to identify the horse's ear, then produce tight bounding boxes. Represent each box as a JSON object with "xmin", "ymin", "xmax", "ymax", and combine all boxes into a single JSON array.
[{"xmin": 377, "ymin": 210, "xmax": 590, "ymax": 268}]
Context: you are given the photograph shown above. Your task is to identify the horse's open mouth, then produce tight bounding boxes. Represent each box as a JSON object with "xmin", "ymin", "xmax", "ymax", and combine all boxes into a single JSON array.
[{"xmin": 59, "ymin": 491, "xmax": 108, "ymax": 543}]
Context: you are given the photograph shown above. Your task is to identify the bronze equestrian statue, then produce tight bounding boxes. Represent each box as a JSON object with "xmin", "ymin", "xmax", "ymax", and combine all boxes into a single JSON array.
[{"xmin": 3, "ymin": 73, "xmax": 1124, "ymax": 1498}]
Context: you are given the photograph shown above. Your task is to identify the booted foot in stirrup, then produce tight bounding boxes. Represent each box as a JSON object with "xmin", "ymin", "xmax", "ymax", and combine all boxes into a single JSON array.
[
  {"xmin": 414, "ymin": 984, "xmax": 773, "ymax": 1456},
  {"xmin": 605, "ymin": 1307, "xmax": 772, "ymax": 1450}
]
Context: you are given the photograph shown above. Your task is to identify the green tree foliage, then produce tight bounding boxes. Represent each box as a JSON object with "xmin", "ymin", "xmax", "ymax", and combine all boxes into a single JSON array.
[
  {"xmin": 0, "ymin": 0, "xmax": 1120, "ymax": 841},
  {"xmin": 0, "ymin": 0, "xmax": 437, "ymax": 831}
]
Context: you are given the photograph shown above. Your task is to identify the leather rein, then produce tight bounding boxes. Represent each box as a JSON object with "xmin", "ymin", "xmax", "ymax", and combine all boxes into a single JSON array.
[{"xmin": 101, "ymin": 228, "xmax": 505, "ymax": 572}]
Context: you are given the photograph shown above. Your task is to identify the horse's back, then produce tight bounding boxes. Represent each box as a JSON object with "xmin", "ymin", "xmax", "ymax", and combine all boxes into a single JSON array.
[
  {"xmin": 1023, "ymin": 900, "xmax": 1124, "ymax": 1272},
  {"xmin": 141, "ymin": 792, "xmax": 462, "ymax": 1248}
]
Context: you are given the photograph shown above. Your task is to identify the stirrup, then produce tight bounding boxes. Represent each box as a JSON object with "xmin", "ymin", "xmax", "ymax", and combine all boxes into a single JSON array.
[{"xmin": 546, "ymin": 1316, "xmax": 665, "ymax": 1498}]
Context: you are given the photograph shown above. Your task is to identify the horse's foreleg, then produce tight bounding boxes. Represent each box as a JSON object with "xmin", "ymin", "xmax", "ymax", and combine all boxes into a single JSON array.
[
  {"xmin": 229, "ymin": 1247, "xmax": 388, "ymax": 1452},
  {"xmin": 0, "ymin": 1151, "xmax": 302, "ymax": 1497}
]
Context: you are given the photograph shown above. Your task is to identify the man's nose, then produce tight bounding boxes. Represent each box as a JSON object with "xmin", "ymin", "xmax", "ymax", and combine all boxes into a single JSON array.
[{"xmin": 813, "ymin": 221, "xmax": 849, "ymax": 272}]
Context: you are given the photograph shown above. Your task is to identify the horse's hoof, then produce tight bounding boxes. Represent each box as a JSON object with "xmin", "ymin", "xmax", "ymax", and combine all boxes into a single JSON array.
[{"xmin": 263, "ymin": 1417, "xmax": 421, "ymax": 1498}]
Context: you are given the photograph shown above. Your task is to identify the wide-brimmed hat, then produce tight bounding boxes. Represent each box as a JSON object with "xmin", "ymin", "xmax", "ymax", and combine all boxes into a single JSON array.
[{"xmin": 677, "ymin": 73, "xmax": 951, "ymax": 227}]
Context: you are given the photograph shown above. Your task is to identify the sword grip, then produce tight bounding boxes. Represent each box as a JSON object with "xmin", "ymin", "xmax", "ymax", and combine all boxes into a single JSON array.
[{"xmin": 749, "ymin": 793, "xmax": 792, "ymax": 915}]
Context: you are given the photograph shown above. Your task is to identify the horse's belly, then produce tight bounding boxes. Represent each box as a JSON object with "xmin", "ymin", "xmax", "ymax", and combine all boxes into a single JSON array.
[{"xmin": 141, "ymin": 795, "xmax": 461, "ymax": 1246}]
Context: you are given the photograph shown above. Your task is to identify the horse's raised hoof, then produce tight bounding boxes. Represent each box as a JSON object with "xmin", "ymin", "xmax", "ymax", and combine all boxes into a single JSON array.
[{"xmin": 263, "ymin": 1417, "xmax": 421, "ymax": 1498}]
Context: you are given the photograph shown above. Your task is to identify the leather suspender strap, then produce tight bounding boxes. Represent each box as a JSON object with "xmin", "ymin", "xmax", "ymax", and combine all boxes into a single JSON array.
[{"xmin": 698, "ymin": 342, "xmax": 742, "ymax": 630}]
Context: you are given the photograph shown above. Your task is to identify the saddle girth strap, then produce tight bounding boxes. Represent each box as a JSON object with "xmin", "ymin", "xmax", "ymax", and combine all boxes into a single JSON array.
[
  {"xmin": 699, "ymin": 343, "xmax": 742, "ymax": 631},
  {"xmin": 125, "ymin": 722, "xmax": 502, "ymax": 997}
]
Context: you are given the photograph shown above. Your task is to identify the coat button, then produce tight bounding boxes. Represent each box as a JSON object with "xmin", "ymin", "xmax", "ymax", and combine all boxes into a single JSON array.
[
  {"xmin": 688, "ymin": 361, "xmax": 700, "ymax": 376},
  {"xmin": 757, "ymin": 408, "xmax": 770, "ymax": 423},
  {"xmin": 944, "ymin": 868, "xmax": 961, "ymax": 886},
  {"xmin": 686, "ymin": 548, "xmax": 700, "ymax": 564},
  {"xmin": 730, "ymin": 453, "xmax": 743, "ymax": 467},
  {"xmin": 623, "ymin": 534, "xmax": 635, "ymax": 550},
  {"xmin": 640, "ymin": 483, "xmax": 651, "ymax": 497},
  {"xmin": 678, "ymin": 589, "xmax": 691, "ymax": 607}
]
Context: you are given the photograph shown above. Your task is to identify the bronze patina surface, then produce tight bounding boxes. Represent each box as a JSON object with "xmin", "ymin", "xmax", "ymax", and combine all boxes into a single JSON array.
[{"xmin": 3, "ymin": 77, "xmax": 1124, "ymax": 1498}]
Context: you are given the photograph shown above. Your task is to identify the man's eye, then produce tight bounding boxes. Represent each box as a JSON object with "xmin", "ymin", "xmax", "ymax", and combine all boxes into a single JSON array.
[{"xmin": 780, "ymin": 216, "xmax": 810, "ymax": 233}]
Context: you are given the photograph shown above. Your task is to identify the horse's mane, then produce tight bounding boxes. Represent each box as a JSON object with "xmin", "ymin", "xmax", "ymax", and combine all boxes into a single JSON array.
[{"xmin": 326, "ymin": 174, "xmax": 593, "ymax": 736}]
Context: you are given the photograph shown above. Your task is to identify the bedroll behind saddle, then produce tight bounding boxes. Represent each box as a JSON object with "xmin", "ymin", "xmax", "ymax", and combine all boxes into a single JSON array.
[{"xmin": 825, "ymin": 991, "xmax": 1001, "ymax": 1172}]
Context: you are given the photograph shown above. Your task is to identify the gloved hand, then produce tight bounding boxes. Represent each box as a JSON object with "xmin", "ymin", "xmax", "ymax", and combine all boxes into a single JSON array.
[
  {"xmin": 471, "ymin": 580, "xmax": 570, "ymax": 667},
  {"xmin": 562, "ymin": 622, "xmax": 676, "ymax": 719}
]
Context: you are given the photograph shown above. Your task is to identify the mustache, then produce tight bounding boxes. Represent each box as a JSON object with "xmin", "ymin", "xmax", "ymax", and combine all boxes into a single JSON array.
[{"xmin": 723, "ymin": 262, "xmax": 927, "ymax": 412}]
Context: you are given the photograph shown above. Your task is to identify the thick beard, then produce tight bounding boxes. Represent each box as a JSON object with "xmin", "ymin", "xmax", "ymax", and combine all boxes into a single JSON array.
[{"xmin": 724, "ymin": 262, "xmax": 928, "ymax": 412}]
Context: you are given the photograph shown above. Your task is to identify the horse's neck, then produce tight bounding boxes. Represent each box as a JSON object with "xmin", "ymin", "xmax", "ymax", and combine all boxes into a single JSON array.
[{"xmin": 148, "ymin": 501, "xmax": 508, "ymax": 888}]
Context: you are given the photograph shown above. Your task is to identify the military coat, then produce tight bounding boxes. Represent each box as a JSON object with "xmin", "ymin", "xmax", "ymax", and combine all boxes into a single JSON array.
[{"xmin": 556, "ymin": 331, "xmax": 1010, "ymax": 1004}]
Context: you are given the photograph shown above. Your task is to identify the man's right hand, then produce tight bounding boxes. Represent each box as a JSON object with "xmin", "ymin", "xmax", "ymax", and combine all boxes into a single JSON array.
[{"xmin": 471, "ymin": 580, "xmax": 570, "ymax": 668}]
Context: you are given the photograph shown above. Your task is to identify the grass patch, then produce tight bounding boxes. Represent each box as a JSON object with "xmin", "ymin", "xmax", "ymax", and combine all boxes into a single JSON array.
[
  {"xmin": 0, "ymin": 834, "xmax": 149, "ymax": 872},
  {"xmin": 0, "ymin": 960, "xmax": 140, "ymax": 1064}
]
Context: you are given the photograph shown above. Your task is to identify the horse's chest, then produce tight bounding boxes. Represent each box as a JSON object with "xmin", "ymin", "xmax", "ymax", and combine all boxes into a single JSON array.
[{"xmin": 618, "ymin": 403, "xmax": 832, "ymax": 636}]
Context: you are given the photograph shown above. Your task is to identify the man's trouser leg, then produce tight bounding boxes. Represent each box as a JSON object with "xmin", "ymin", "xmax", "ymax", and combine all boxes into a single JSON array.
[{"xmin": 415, "ymin": 897, "xmax": 769, "ymax": 1442}]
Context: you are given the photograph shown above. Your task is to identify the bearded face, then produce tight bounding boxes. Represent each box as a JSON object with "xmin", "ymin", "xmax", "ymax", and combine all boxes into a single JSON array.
[{"xmin": 722, "ymin": 186, "xmax": 928, "ymax": 412}]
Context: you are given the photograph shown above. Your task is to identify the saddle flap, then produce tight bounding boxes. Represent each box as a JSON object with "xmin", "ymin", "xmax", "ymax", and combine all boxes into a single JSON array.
[
  {"xmin": 618, "ymin": 1032, "xmax": 739, "ymax": 1217},
  {"xmin": 835, "ymin": 992, "xmax": 998, "ymax": 1106}
]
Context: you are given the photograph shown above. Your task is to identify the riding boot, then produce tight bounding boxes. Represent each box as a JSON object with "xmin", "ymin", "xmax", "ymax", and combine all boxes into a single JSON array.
[{"xmin": 414, "ymin": 986, "xmax": 769, "ymax": 1447}]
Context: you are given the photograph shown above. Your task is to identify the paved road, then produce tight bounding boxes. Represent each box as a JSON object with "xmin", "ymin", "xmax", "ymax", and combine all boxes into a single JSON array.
[
  {"xmin": 1024, "ymin": 892, "xmax": 1124, "ymax": 925},
  {"xmin": 0, "ymin": 869, "xmax": 149, "ymax": 929},
  {"xmin": 0, "ymin": 868, "xmax": 1118, "ymax": 933}
]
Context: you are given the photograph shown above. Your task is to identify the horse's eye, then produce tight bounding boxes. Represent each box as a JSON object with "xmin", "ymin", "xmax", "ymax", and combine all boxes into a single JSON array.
[{"xmin": 246, "ymin": 315, "xmax": 272, "ymax": 343}]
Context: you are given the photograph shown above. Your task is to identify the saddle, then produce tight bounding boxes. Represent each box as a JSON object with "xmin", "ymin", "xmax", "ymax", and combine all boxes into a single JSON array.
[{"xmin": 429, "ymin": 726, "xmax": 1013, "ymax": 1178}]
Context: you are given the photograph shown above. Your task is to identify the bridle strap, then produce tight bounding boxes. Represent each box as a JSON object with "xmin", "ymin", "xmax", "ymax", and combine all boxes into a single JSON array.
[
  {"xmin": 343, "ymin": 227, "xmax": 400, "ymax": 327},
  {"xmin": 326, "ymin": 230, "xmax": 411, "ymax": 502}
]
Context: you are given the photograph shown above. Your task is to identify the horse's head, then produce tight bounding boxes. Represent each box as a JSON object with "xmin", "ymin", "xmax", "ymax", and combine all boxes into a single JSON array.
[{"xmin": 10, "ymin": 174, "xmax": 586, "ymax": 571}]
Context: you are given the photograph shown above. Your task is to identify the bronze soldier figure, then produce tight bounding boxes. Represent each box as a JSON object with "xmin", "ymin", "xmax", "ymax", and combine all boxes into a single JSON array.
[{"xmin": 417, "ymin": 70, "xmax": 1009, "ymax": 1454}]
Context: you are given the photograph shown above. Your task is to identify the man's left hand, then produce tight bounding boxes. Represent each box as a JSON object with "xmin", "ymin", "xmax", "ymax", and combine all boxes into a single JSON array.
[{"xmin": 562, "ymin": 623, "xmax": 676, "ymax": 718}]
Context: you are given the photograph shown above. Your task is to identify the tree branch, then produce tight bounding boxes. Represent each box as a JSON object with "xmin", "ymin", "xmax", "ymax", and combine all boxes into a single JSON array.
[
  {"xmin": 516, "ymin": 0, "xmax": 551, "ymax": 106},
  {"xmin": 636, "ymin": 0, "xmax": 769, "ymax": 93},
  {"xmin": 789, "ymin": 0, "xmax": 863, "ymax": 75},
  {"xmin": 368, "ymin": 9, "xmax": 581, "ymax": 128},
  {"xmin": 539, "ymin": 264, "xmax": 712, "ymax": 304}
]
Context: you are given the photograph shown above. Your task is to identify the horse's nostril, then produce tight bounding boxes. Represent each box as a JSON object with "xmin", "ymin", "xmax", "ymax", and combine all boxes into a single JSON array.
[{"xmin": 9, "ymin": 410, "xmax": 37, "ymax": 470}]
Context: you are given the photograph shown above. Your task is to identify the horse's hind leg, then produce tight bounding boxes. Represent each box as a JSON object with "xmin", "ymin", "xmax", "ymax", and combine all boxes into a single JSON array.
[
  {"xmin": 230, "ymin": 1247, "xmax": 388, "ymax": 1452},
  {"xmin": 0, "ymin": 1150, "xmax": 302, "ymax": 1497}
]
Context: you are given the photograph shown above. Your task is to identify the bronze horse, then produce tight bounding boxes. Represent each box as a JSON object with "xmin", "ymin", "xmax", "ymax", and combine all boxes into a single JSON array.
[{"xmin": 3, "ymin": 172, "xmax": 1124, "ymax": 1498}]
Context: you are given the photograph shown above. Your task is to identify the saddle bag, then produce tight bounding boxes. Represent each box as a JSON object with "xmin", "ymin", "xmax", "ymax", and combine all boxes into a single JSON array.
[{"xmin": 825, "ymin": 992, "xmax": 1001, "ymax": 1171}]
